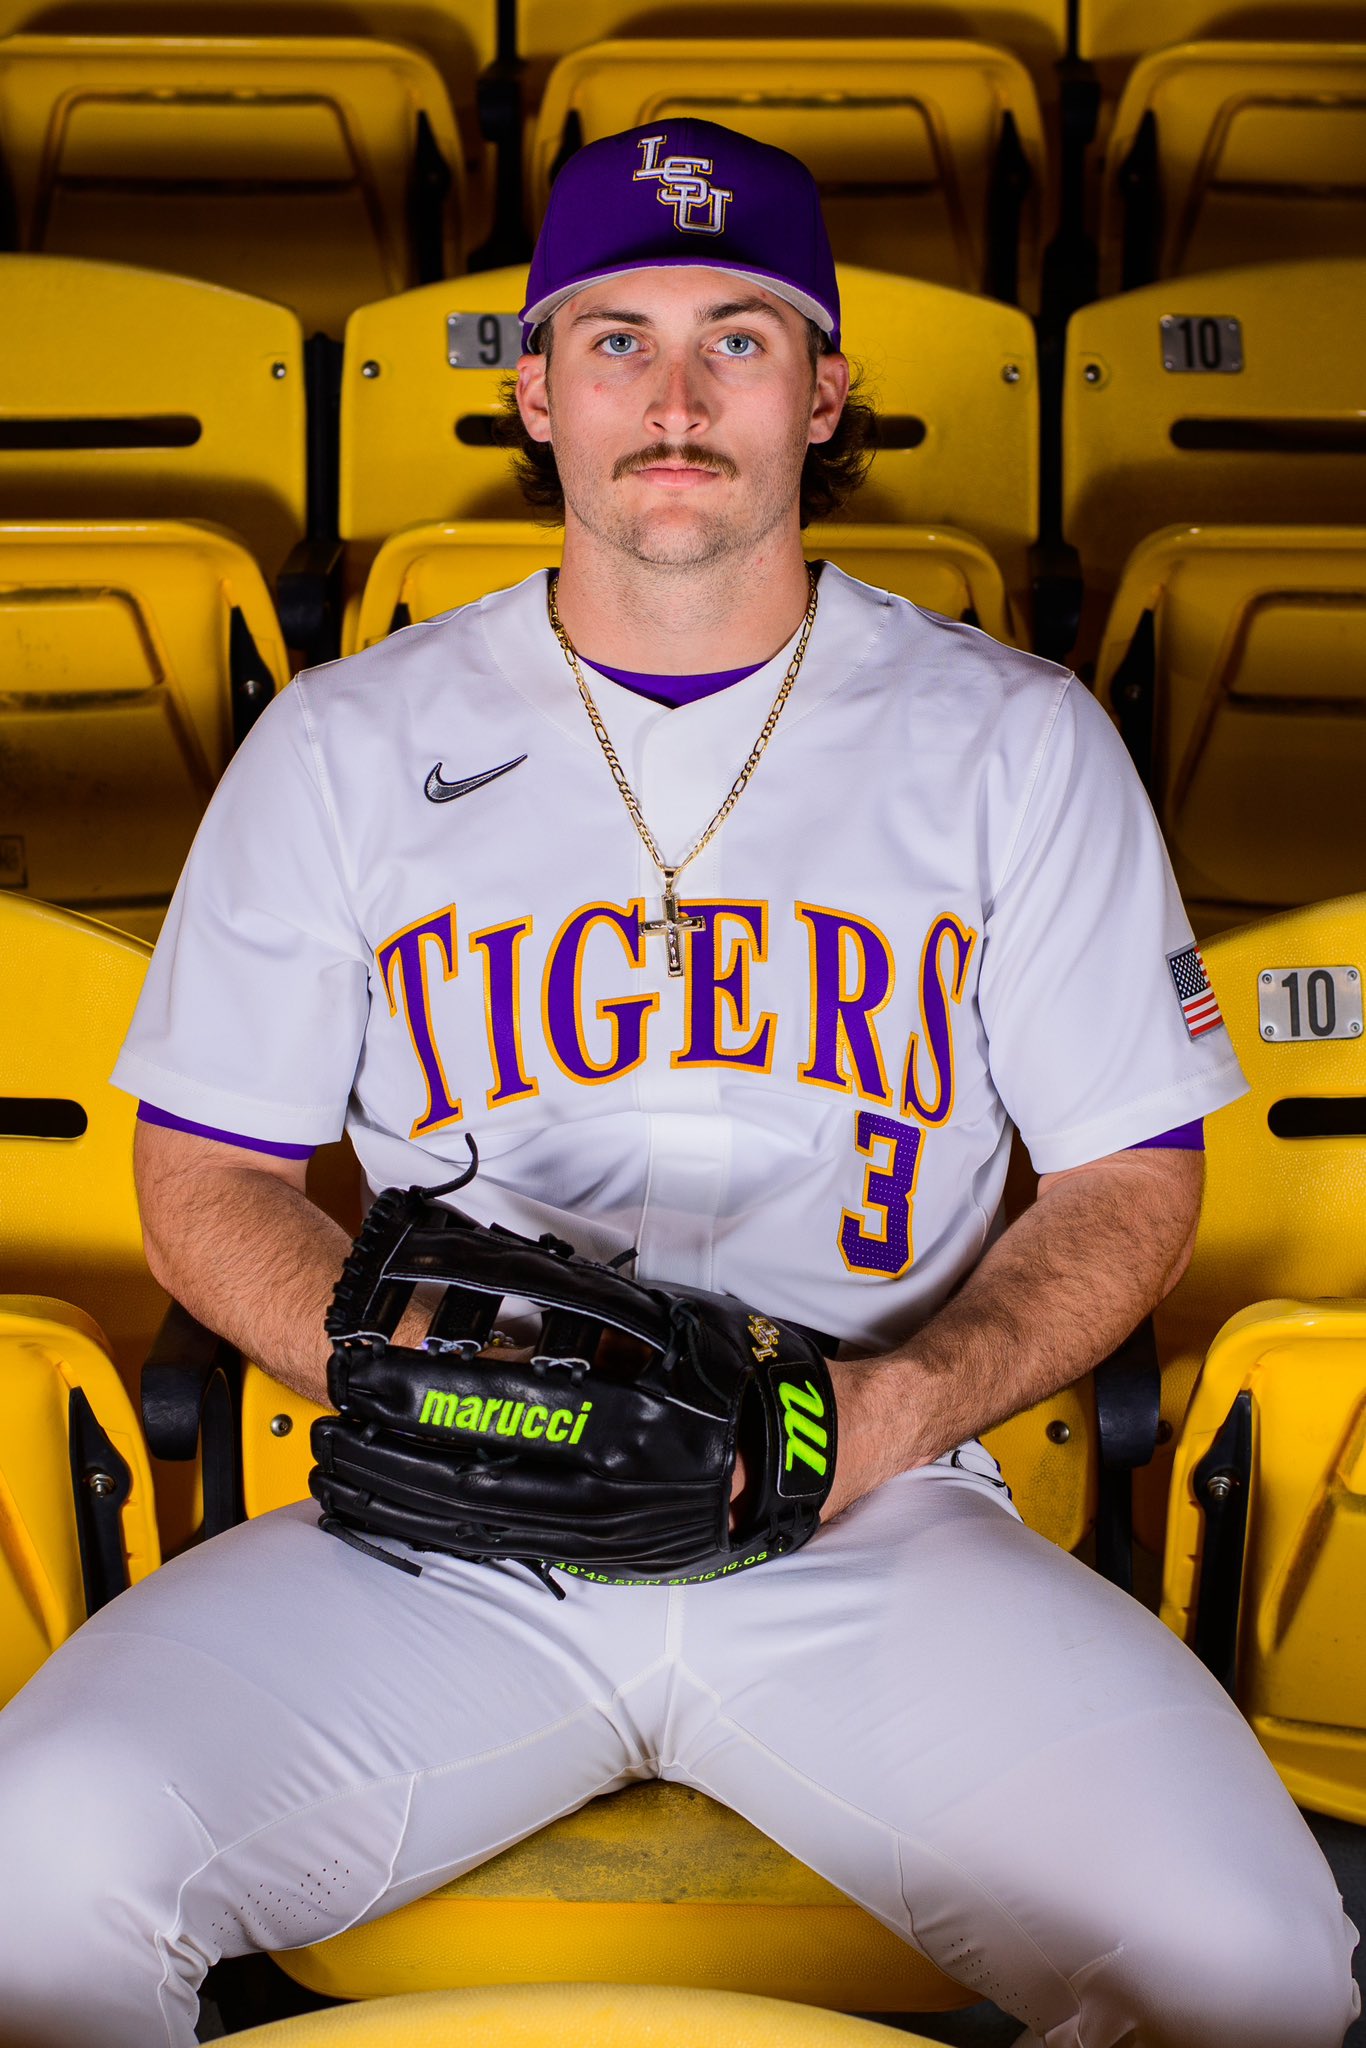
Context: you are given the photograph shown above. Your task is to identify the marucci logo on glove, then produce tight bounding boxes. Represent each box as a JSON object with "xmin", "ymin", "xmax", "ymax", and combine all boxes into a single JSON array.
[{"xmin": 419, "ymin": 1388, "xmax": 591, "ymax": 1444}]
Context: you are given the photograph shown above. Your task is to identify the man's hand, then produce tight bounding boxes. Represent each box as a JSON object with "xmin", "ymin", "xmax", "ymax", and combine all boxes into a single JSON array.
[{"xmin": 738, "ymin": 1145, "xmax": 1203, "ymax": 1533}]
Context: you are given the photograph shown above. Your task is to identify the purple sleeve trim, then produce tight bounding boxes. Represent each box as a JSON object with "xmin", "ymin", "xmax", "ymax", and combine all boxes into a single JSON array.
[
  {"xmin": 1128, "ymin": 1118, "xmax": 1205, "ymax": 1153},
  {"xmin": 137, "ymin": 1100, "xmax": 315, "ymax": 1161}
]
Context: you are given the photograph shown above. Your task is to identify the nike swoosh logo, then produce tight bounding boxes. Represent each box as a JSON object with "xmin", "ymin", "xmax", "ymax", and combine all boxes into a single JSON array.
[{"xmin": 424, "ymin": 754, "xmax": 527, "ymax": 804}]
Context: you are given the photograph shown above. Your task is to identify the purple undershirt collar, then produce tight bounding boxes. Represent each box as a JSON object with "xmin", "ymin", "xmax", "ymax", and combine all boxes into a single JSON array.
[{"xmin": 583, "ymin": 657, "xmax": 767, "ymax": 709}]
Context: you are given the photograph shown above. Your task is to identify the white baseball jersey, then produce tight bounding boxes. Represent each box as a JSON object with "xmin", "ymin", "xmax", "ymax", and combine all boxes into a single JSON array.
[{"xmin": 112, "ymin": 566, "xmax": 1247, "ymax": 1351}]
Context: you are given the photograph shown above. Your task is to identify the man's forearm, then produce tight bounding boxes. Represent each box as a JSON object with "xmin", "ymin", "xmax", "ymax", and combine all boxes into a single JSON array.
[
  {"xmin": 137, "ymin": 1128, "xmax": 352, "ymax": 1407},
  {"xmin": 824, "ymin": 1149, "xmax": 1202, "ymax": 1516}
]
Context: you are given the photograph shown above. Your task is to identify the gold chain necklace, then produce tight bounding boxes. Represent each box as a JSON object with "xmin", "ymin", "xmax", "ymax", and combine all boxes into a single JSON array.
[{"xmin": 546, "ymin": 567, "xmax": 819, "ymax": 977}]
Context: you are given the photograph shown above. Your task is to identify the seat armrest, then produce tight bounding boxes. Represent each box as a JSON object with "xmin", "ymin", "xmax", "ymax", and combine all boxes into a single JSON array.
[
  {"xmin": 277, "ymin": 536, "xmax": 344, "ymax": 667},
  {"xmin": 142, "ymin": 1302, "xmax": 245, "ymax": 1536}
]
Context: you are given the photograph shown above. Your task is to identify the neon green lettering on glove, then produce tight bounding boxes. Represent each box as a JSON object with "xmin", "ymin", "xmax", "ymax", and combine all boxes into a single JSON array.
[{"xmin": 419, "ymin": 1389, "xmax": 592, "ymax": 1445}]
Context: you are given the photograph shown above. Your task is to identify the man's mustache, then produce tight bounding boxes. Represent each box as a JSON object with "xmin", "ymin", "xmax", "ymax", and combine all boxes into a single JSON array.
[{"xmin": 612, "ymin": 442, "xmax": 739, "ymax": 482}]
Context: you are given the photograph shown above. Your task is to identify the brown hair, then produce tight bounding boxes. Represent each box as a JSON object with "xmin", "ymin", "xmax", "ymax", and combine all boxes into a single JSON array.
[{"xmin": 494, "ymin": 320, "xmax": 878, "ymax": 528}]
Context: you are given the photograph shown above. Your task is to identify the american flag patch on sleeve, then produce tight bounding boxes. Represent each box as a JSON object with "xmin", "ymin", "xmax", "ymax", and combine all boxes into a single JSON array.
[{"xmin": 1167, "ymin": 944, "xmax": 1224, "ymax": 1040}]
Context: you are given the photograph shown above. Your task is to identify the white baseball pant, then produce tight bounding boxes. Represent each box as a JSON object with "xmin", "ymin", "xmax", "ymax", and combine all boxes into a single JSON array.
[{"xmin": 0, "ymin": 1446, "xmax": 1357, "ymax": 2048}]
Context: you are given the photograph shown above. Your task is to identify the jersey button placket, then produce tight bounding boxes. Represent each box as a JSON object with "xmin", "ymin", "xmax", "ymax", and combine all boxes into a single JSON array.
[{"xmin": 632, "ymin": 718, "xmax": 729, "ymax": 1291}]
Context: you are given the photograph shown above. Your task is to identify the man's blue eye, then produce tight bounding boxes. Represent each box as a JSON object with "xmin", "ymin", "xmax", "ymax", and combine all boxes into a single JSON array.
[
  {"xmin": 602, "ymin": 334, "xmax": 638, "ymax": 354},
  {"xmin": 720, "ymin": 334, "xmax": 758, "ymax": 355}
]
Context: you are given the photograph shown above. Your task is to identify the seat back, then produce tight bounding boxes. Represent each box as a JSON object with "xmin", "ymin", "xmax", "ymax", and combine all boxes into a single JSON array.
[
  {"xmin": 0, "ymin": 895, "xmax": 163, "ymax": 1392},
  {"xmin": 1161, "ymin": 1298, "xmax": 1366, "ymax": 1824},
  {"xmin": 341, "ymin": 268, "xmax": 532, "ymax": 562},
  {"xmin": 0, "ymin": 3, "xmax": 496, "ymax": 148},
  {"xmin": 1077, "ymin": 0, "xmax": 1365, "ymax": 74},
  {"xmin": 348, "ymin": 519, "xmax": 1020, "ymax": 657},
  {"xmin": 1095, "ymin": 524, "xmax": 1366, "ymax": 927},
  {"xmin": 1100, "ymin": 42, "xmax": 1366, "ymax": 293},
  {"xmin": 1062, "ymin": 259, "xmax": 1366, "ymax": 606},
  {"xmin": 0, "ymin": 256, "xmax": 308, "ymax": 582},
  {"xmin": 529, "ymin": 40, "xmax": 1049, "ymax": 304},
  {"xmin": 839, "ymin": 268, "xmax": 1038, "ymax": 606},
  {"xmin": 0, "ymin": 34, "xmax": 466, "ymax": 337},
  {"xmin": 0, "ymin": 1296, "xmax": 161, "ymax": 1707},
  {"xmin": 516, "ymin": 0, "xmax": 1068, "ymax": 102},
  {"xmin": 341, "ymin": 267, "xmax": 1039, "ymax": 611},
  {"xmin": 1139, "ymin": 894, "xmax": 1366, "ymax": 1551},
  {"xmin": 0, "ymin": 519, "xmax": 291, "ymax": 939}
]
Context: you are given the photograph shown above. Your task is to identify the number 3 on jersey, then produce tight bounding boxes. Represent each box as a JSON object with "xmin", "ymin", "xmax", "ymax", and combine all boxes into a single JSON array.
[{"xmin": 839, "ymin": 1111, "xmax": 924, "ymax": 1276}]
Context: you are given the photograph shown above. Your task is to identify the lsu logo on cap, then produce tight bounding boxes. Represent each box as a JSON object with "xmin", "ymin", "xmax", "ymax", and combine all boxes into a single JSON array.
[{"xmin": 634, "ymin": 133, "xmax": 733, "ymax": 235}]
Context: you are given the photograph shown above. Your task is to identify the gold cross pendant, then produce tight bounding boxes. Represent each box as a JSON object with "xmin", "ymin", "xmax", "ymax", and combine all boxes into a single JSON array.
[{"xmin": 641, "ymin": 869, "xmax": 704, "ymax": 978}]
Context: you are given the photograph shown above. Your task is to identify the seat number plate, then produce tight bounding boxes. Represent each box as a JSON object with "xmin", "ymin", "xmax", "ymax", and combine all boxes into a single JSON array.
[
  {"xmin": 447, "ymin": 314, "xmax": 523, "ymax": 368},
  {"xmin": 1160, "ymin": 316, "xmax": 1244, "ymax": 373},
  {"xmin": 1257, "ymin": 966, "xmax": 1363, "ymax": 1042}
]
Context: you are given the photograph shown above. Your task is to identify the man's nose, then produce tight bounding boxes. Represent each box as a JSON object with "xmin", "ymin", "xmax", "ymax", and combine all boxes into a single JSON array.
[{"xmin": 645, "ymin": 350, "xmax": 709, "ymax": 441}]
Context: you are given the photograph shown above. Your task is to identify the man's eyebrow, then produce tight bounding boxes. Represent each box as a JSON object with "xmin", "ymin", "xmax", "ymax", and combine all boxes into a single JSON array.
[
  {"xmin": 701, "ymin": 297, "xmax": 787, "ymax": 325},
  {"xmin": 568, "ymin": 307, "xmax": 649, "ymax": 329}
]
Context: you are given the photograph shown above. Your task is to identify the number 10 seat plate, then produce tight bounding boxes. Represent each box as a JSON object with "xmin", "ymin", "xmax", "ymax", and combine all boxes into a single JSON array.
[
  {"xmin": 1159, "ymin": 315, "xmax": 1244, "ymax": 373},
  {"xmin": 1257, "ymin": 965, "xmax": 1363, "ymax": 1043}
]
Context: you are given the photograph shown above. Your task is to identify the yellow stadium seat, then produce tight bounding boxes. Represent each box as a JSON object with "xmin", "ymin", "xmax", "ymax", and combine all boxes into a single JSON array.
[
  {"xmin": 0, "ymin": 519, "xmax": 291, "ymax": 941},
  {"xmin": 0, "ymin": 34, "xmax": 467, "ymax": 337},
  {"xmin": 1161, "ymin": 1297, "xmax": 1366, "ymax": 1824},
  {"xmin": 811, "ymin": 525, "xmax": 1019, "ymax": 646},
  {"xmin": 1140, "ymin": 894, "xmax": 1366, "ymax": 1557},
  {"xmin": 348, "ymin": 519, "xmax": 1020, "ymax": 656},
  {"xmin": 234, "ymin": 1982, "xmax": 942, "ymax": 2046},
  {"xmin": 0, "ymin": 256, "xmax": 308, "ymax": 586},
  {"xmin": 0, "ymin": 895, "xmax": 164, "ymax": 1396},
  {"xmin": 340, "ymin": 267, "xmax": 530, "ymax": 576},
  {"xmin": 1095, "ymin": 524, "xmax": 1366, "ymax": 933},
  {"xmin": 0, "ymin": 890, "xmax": 359, "ymax": 1551},
  {"xmin": 0, "ymin": 1296, "xmax": 161, "ymax": 1708},
  {"xmin": 515, "ymin": 0, "xmax": 1069, "ymax": 106},
  {"xmin": 0, "ymin": 4, "xmax": 495, "ymax": 155},
  {"xmin": 1062, "ymin": 258, "xmax": 1366, "ymax": 653},
  {"xmin": 275, "ymin": 1782, "xmax": 974, "ymax": 2013},
  {"xmin": 350, "ymin": 520, "xmax": 559, "ymax": 651},
  {"xmin": 838, "ymin": 268, "xmax": 1038, "ymax": 614},
  {"xmin": 1098, "ymin": 41, "xmax": 1366, "ymax": 294},
  {"xmin": 530, "ymin": 40, "xmax": 1049, "ymax": 307},
  {"xmin": 1076, "ymin": 0, "xmax": 1366, "ymax": 90},
  {"xmin": 342, "ymin": 265, "xmax": 1038, "ymax": 622}
]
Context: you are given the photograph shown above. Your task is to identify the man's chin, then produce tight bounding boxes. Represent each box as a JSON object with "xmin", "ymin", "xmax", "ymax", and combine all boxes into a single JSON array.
[{"xmin": 613, "ymin": 512, "xmax": 747, "ymax": 570}]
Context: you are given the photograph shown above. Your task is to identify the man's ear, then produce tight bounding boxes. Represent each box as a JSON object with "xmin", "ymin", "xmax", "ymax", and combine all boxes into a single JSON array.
[
  {"xmin": 808, "ymin": 350, "xmax": 851, "ymax": 447},
  {"xmin": 517, "ymin": 352, "xmax": 553, "ymax": 446}
]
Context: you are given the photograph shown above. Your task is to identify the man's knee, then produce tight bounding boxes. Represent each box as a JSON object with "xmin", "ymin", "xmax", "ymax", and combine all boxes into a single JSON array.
[
  {"xmin": 0, "ymin": 1705, "xmax": 209, "ymax": 2005},
  {"xmin": 1095, "ymin": 1872, "xmax": 1360, "ymax": 2048}
]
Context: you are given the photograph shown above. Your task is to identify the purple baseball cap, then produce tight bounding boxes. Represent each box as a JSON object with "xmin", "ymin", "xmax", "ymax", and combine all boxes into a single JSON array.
[{"xmin": 520, "ymin": 119, "xmax": 840, "ymax": 353}]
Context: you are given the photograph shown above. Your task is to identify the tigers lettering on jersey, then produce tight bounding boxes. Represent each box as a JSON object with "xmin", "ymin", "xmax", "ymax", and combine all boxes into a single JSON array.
[{"xmin": 378, "ymin": 895, "xmax": 976, "ymax": 1133}]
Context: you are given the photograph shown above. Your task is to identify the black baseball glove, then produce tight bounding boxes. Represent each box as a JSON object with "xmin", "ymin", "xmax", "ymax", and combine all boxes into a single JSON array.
[{"xmin": 309, "ymin": 1172, "xmax": 837, "ymax": 1596}]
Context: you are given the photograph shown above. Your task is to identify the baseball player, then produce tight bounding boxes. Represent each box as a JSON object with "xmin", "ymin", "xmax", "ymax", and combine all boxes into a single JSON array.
[{"xmin": 0, "ymin": 122, "xmax": 1357, "ymax": 2047}]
